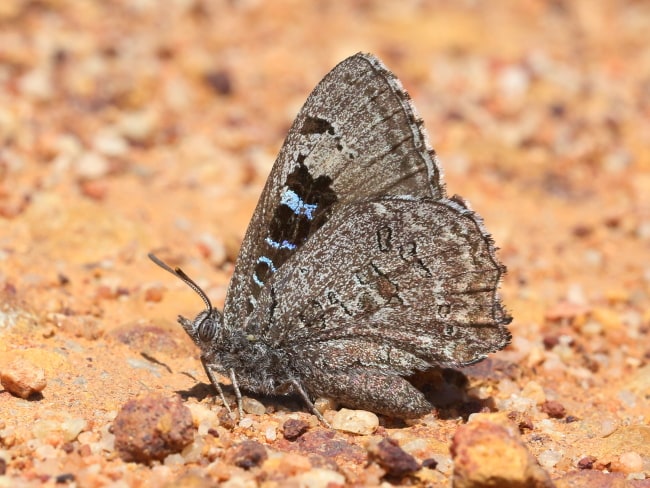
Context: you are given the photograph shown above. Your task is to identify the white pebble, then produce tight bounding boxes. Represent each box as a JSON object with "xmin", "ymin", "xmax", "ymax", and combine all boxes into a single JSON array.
[
  {"xmin": 618, "ymin": 451, "xmax": 643, "ymax": 473},
  {"xmin": 239, "ymin": 417, "xmax": 254, "ymax": 429},
  {"xmin": 538, "ymin": 449, "xmax": 563, "ymax": 469},
  {"xmin": 331, "ymin": 408, "xmax": 378, "ymax": 435},
  {"xmin": 163, "ymin": 453, "xmax": 185, "ymax": 466},
  {"xmin": 265, "ymin": 426, "xmax": 277, "ymax": 441},
  {"xmin": 75, "ymin": 151, "xmax": 109, "ymax": 179},
  {"xmin": 600, "ymin": 418, "xmax": 618, "ymax": 437},
  {"xmin": 292, "ymin": 468, "xmax": 345, "ymax": 488}
]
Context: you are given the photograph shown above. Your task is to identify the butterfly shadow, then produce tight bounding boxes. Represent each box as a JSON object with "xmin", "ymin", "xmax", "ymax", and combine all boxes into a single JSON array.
[
  {"xmin": 175, "ymin": 376, "xmax": 307, "ymax": 414},
  {"xmin": 410, "ymin": 357, "xmax": 520, "ymax": 422}
]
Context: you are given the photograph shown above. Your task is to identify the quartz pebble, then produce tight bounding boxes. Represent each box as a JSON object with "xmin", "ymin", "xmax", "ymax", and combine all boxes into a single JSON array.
[
  {"xmin": 331, "ymin": 408, "xmax": 378, "ymax": 435},
  {"xmin": 292, "ymin": 468, "xmax": 345, "ymax": 488},
  {"xmin": 615, "ymin": 451, "xmax": 643, "ymax": 473},
  {"xmin": 241, "ymin": 396, "xmax": 266, "ymax": 415}
]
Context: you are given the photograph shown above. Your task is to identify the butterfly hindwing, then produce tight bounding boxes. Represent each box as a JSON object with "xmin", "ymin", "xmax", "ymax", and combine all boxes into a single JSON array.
[
  {"xmin": 249, "ymin": 197, "xmax": 511, "ymax": 374},
  {"xmin": 224, "ymin": 53, "xmax": 444, "ymax": 326}
]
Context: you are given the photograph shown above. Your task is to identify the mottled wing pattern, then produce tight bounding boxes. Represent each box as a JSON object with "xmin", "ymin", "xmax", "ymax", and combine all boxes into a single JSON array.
[
  {"xmin": 250, "ymin": 197, "xmax": 511, "ymax": 372},
  {"xmin": 224, "ymin": 53, "xmax": 444, "ymax": 326}
]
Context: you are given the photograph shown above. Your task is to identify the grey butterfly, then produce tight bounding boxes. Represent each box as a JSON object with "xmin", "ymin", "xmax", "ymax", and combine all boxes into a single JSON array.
[{"xmin": 150, "ymin": 52, "xmax": 511, "ymax": 424}]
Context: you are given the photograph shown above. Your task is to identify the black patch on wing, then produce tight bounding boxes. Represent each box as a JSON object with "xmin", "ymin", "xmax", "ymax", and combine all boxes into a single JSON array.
[{"xmin": 249, "ymin": 158, "xmax": 338, "ymax": 309}]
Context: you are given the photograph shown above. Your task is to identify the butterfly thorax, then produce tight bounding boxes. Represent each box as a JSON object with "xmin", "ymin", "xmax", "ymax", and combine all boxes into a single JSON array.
[{"xmin": 198, "ymin": 318, "xmax": 296, "ymax": 395}]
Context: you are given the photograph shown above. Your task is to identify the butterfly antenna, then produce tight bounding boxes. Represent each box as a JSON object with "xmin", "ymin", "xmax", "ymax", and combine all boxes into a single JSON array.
[{"xmin": 148, "ymin": 253, "xmax": 213, "ymax": 312}]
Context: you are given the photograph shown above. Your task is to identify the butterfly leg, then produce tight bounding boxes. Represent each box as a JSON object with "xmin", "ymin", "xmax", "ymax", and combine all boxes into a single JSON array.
[
  {"xmin": 290, "ymin": 378, "xmax": 331, "ymax": 427},
  {"xmin": 201, "ymin": 356, "xmax": 232, "ymax": 415},
  {"xmin": 229, "ymin": 368, "xmax": 245, "ymax": 419}
]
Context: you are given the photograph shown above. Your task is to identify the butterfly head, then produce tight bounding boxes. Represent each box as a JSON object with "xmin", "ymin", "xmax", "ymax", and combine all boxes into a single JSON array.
[{"xmin": 148, "ymin": 253, "xmax": 223, "ymax": 346}]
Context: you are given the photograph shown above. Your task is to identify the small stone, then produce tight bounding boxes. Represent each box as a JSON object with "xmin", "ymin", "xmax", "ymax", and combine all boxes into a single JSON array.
[
  {"xmin": 282, "ymin": 418, "xmax": 310, "ymax": 441},
  {"xmin": 112, "ymin": 393, "xmax": 195, "ymax": 464},
  {"xmin": 264, "ymin": 426, "xmax": 277, "ymax": 442},
  {"xmin": 368, "ymin": 438, "xmax": 420, "ymax": 478},
  {"xmin": 537, "ymin": 449, "xmax": 563, "ymax": 469},
  {"xmin": 614, "ymin": 451, "xmax": 644, "ymax": 473},
  {"xmin": 218, "ymin": 407, "xmax": 237, "ymax": 430},
  {"xmin": 203, "ymin": 70, "xmax": 233, "ymax": 96},
  {"xmin": 541, "ymin": 400, "xmax": 566, "ymax": 419},
  {"xmin": 241, "ymin": 396, "xmax": 266, "ymax": 415},
  {"xmin": 451, "ymin": 420, "xmax": 554, "ymax": 488},
  {"xmin": 313, "ymin": 397, "xmax": 338, "ymax": 414},
  {"xmin": 167, "ymin": 471, "xmax": 214, "ymax": 488},
  {"xmin": 0, "ymin": 457, "xmax": 6, "ymax": 475},
  {"xmin": 227, "ymin": 440, "xmax": 267, "ymax": 470},
  {"xmin": 292, "ymin": 468, "xmax": 345, "ymax": 488},
  {"xmin": 144, "ymin": 285, "xmax": 164, "ymax": 303},
  {"xmin": 79, "ymin": 180, "xmax": 108, "ymax": 200},
  {"xmin": 599, "ymin": 418, "xmax": 618, "ymax": 437},
  {"xmin": 331, "ymin": 408, "xmax": 378, "ymax": 435},
  {"xmin": 577, "ymin": 456, "xmax": 596, "ymax": 469},
  {"xmin": 75, "ymin": 151, "xmax": 109, "ymax": 179},
  {"xmin": 54, "ymin": 473, "xmax": 75, "ymax": 484},
  {"xmin": 422, "ymin": 458, "xmax": 438, "ymax": 469},
  {"xmin": 0, "ymin": 357, "xmax": 47, "ymax": 399}
]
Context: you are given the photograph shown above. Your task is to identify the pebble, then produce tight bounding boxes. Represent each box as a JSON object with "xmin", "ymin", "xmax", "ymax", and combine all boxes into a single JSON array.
[
  {"xmin": 282, "ymin": 418, "xmax": 310, "ymax": 441},
  {"xmin": 292, "ymin": 468, "xmax": 345, "ymax": 488},
  {"xmin": 537, "ymin": 449, "xmax": 563, "ymax": 469},
  {"xmin": 221, "ymin": 476, "xmax": 258, "ymax": 488},
  {"xmin": 227, "ymin": 440, "xmax": 267, "ymax": 470},
  {"xmin": 330, "ymin": 408, "xmax": 378, "ymax": 435},
  {"xmin": 368, "ymin": 438, "xmax": 420, "ymax": 478},
  {"xmin": 577, "ymin": 456, "xmax": 597, "ymax": 469},
  {"xmin": 599, "ymin": 418, "xmax": 618, "ymax": 437},
  {"xmin": 74, "ymin": 151, "xmax": 109, "ymax": 179},
  {"xmin": 112, "ymin": 393, "xmax": 195, "ymax": 464},
  {"xmin": 451, "ymin": 419, "xmax": 554, "ymax": 488},
  {"xmin": 264, "ymin": 425, "xmax": 277, "ymax": 442},
  {"xmin": 241, "ymin": 396, "xmax": 266, "ymax": 415},
  {"xmin": 0, "ymin": 357, "xmax": 47, "ymax": 399},
  {"xmin": 615, "ymin": 451, "xmax": 643, "ymax": 473},
  {"xmin": 313, "ymin": 397, "xmax": 337, "ymax": 414},
  {"xmin": 541, "ymin": 400, "xmax": 566, "ymax": 419}
]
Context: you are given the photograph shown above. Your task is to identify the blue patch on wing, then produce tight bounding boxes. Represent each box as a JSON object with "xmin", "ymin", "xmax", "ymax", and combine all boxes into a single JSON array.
[
  {"xmin": 281, "ymin": 188, "xmax": 318, "ymax": 220},
  {"xmin": 265, "ymin": 236, "xmax": 298, "ymax": 250}
]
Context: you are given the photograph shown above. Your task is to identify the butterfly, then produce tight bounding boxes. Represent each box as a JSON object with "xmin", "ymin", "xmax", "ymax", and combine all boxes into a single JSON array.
[{"xmin": 150, "ymin": 53, "xmax": 511, "ymax": 425}]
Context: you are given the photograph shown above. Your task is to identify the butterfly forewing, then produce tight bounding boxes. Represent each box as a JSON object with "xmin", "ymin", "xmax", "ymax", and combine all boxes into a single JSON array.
[{"xmin": 224, "ymin": 53, "xmax": 444, "ymax": 326}]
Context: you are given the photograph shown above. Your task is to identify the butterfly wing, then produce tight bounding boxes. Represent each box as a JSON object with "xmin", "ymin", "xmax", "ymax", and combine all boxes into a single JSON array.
[
  {"xmin": 224, "ymin": 53, "xmax": 444, "ymax": 326},
  {"xmin": 250, "ymin": 197, "xmax": 511, "ymax": 374}
]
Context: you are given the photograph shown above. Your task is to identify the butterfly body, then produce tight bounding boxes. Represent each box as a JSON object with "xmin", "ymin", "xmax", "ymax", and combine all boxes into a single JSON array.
[{"xmin": 151, "ymin": 53, "xmax": 511, "ymax": 421}]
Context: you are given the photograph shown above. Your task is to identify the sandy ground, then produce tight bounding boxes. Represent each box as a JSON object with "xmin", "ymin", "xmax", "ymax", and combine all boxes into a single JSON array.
[{"xmin": 0, "ymin": 1, "xmax": 649, "ymax": 486}]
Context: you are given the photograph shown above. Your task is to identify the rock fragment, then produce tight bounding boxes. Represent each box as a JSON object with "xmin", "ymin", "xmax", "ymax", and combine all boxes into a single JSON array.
[
  {"xmin": 112, "ymin": 393, "xmax": 194, "ymax": 464},
  {"xmin": 0, "ymin": 357, "xmax": 47, "ymax": 399},
  {"xmin": 451, "ymin": 419, "xmax": 554, "ymax": 488},
  {"xmin": 228, "ymin": 440, "xmax": 268, "ymax": 469},
  {"xmin": 368, "ymin": 438, "xmax": 421, "ymax": 478},
  {"xmin": 282, "ymin": 418, "xmax": 310, "ymax": 441},
  {"xmin": 541, "ymin": 400, "xmax": 566, "ymax": 419},
  {"xmin": 331, "ymin": 408, "xmax": 378, "ymax": 435}
]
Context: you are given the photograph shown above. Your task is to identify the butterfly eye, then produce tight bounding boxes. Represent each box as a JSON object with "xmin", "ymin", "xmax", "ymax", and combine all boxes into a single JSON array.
[{"xmin": 197, "ymin": 316, "xmax": 216, "ymax": 342}]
